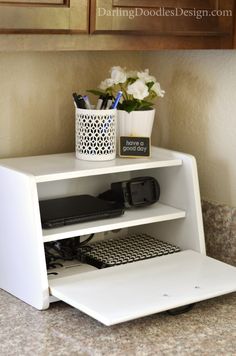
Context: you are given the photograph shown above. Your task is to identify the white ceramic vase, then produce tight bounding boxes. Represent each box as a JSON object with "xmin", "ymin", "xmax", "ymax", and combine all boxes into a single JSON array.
[{"xmin": 118, "ymin": 109, "xmax": 156, "ymax": 138}]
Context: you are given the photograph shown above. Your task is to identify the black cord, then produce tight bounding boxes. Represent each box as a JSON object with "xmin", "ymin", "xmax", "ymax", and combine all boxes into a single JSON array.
[
  {"xmin": 45, "ymin": 234, "xmax": 95, "ymax": 269},
  {"xmin": 79, "ymin": 233, "xmax": 94, "ymax": 246}
]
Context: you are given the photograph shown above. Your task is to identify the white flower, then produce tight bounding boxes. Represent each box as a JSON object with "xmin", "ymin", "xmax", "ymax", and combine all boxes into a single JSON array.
[
  {"xmin": 137, "ymin": 69, "xmax": 156, "ymax": 83},
  {"xmin": 152, "ymin": 82, "xmax": 165, "ymax": 97},
  {"xmin": 110, "ymin": 66, "xmax": 127, "ymax": 84},
  {"xmin": 127, "ymin": 79, "xmax": 149, "ymax": 100},
  {"xmin": 97, "ymin": 67, "xmax": 164, "ymax": 111},
  {"xmin": 99, "ymin": 78, "xmax": 115, "ymax": 90}
]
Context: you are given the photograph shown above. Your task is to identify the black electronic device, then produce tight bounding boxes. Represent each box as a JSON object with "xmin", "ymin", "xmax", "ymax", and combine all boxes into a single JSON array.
[
  {"xmin": 39, "ymin": 195, "xmax": 124, "ymax": 229},
  {"xmin": 98, "ymin": 176, "xmax": 160, "ymax": 208}
]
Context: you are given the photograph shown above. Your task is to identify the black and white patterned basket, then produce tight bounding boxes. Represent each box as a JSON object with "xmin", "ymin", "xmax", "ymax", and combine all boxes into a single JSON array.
[
  {"xmin": 75, "ymin": 108, "xmax": 117, "ymax": 161},
  {"xmin": 79, "ymin": 233, "xmax": 181, "ymax": 269}
]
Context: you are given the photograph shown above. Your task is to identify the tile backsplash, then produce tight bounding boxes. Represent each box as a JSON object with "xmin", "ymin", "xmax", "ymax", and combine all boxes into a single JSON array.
[{"xmin": 202, "ymin": 200, "xmax": 236, "ymax": 266}]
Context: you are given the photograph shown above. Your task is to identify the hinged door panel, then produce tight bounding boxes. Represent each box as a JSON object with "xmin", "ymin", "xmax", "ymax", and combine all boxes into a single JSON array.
[
  {"xmin": 49, "ymin": 250, "xmax": 236, "ymax": 326},
  {"xmin": 91, "ymin": 0, "xmax": 234, "ymax": 36},
  {"xmin": 0, "ymin": 0, "xmax": 89, "ymax": 33}
]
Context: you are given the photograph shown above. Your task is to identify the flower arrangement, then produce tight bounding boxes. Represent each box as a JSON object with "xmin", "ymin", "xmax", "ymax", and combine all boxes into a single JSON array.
[{"xmin": 88, "ymin": 66, "xmax": 165, "ymax": 113}]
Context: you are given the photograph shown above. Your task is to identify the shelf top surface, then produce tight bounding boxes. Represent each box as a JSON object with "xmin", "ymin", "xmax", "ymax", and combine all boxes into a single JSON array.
[
  {"xmin": 42, "ymin": 203, "xmax": 186, "ymax": 242},
  {"xmin": 0, "ymin": 147, "xmax": 182, "ymax": 182}
]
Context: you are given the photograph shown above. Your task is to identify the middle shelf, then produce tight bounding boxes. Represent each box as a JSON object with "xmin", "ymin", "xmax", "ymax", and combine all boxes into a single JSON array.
[{"xmin": 42, "ymin": 203, "xmax": 186, "ymax": 243}]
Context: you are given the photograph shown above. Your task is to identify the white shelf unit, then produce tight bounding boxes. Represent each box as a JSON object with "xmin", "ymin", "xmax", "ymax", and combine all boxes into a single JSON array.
[{"xmin": 0, "ymin": 147, "xmax": 236, "ymax": 326}]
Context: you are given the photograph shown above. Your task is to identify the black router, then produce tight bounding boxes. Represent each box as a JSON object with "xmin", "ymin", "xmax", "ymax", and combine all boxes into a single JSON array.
[{"xmin": 39, "ymin": 195, "xmax": 124, "ymax": 229}]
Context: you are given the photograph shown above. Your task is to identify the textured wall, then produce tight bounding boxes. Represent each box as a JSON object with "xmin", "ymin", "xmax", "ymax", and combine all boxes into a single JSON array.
[
  {"xmin": 145, "ymin": 51, "xmax": 236, "ymax": 207},
  {"xmin": 0, "ymin": 51, "xmax": 143, "ymax": 158}
]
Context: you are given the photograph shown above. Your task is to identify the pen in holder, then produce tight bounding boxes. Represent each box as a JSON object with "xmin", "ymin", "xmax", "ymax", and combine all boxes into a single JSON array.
[{"xmin": 75, "ymin": 108, "xmax": 117, "ymax": 161}]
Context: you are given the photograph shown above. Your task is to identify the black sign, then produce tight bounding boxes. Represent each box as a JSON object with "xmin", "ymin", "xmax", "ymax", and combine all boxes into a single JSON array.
[{"xmin": 119, "ymin": 136, "xmax": 150, "ymax": 157}]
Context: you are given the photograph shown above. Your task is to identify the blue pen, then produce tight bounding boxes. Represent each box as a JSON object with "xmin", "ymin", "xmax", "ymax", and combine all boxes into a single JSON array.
[
  {"xmin": 111, "ymin": 91, "xmax": 123, "ymax": 109},
  {"xmin": 83, "ymin": 95, "xmax": 92, "ymax": 109},
  {"xmin": 100, "ymin": 91, "xmax": 122, "ymax": 134}
]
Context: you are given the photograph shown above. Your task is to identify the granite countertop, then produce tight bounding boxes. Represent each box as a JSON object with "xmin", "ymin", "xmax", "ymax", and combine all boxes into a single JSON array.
[{"xmin": 0, "ymin": 289, "xmax": 235, "ymax": 356}]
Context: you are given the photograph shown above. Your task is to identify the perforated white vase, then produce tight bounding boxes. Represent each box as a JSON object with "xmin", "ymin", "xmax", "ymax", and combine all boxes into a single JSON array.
[
  {"xmin": 118, "ymin": 109, "xmax": 155, "ymax": 138},
  {"xmin": 75, "ymin": 108, "xmax": 117, "ymax": 161}
]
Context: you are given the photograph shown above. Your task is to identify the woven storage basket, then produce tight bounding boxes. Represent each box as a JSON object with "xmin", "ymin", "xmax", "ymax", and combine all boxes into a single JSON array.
[{"xmin": 75, "ymin": 108, "xmax": 116, "ymax": 161}]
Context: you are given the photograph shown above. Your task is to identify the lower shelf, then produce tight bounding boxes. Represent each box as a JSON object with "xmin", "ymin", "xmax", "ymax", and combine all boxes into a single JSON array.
[
  {"xmin": 49, "ymin": 250, "xmax": 236, "ymax": 326},
  {"xmin": 43, "ymin": 203, "xmax": 186, "ymax": 243}
]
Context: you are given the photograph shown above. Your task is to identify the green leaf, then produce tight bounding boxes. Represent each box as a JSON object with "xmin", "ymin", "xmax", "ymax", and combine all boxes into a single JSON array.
[
  {"xmin": 147, "ymin": 81, "xmax": 155, "ymax": 90},
  {"xmin": 136, "ymin": 105, "xmax": 153, "ymax": 111},
  {"xmin": 117, "ymin": 99, "xmax": 154, "ymax": 113},
  {"xmin": 141, "ymin": 100, "xmax": 154, "ymax": 106},
  {"xmin": 126, "ymin": 77, "xmax": 136, "ymax": 85},
  {"xmin": 118, "ymin": 100, "xmax": 139, "ymax": 113}
]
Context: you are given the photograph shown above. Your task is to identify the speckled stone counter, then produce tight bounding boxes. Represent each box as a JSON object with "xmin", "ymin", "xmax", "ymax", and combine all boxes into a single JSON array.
[
  {"xmin": 202, "ymin": 200, "xmax": 236, "ymax": 267},
  {"xmin": 0, "ymin": 289, "xmax": 235, "ymax": 356}
]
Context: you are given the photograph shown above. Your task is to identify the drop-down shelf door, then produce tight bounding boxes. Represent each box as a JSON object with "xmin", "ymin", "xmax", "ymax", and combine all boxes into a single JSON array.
[{"xmin": 49, "ymin": 251, "xmax": 236, "ymax": 326}]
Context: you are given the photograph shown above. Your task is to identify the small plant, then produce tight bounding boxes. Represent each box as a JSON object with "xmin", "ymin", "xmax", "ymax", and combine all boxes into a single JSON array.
[{"xmin": 88, "ymin": 66, "xmax": 165, "ymax": 113}]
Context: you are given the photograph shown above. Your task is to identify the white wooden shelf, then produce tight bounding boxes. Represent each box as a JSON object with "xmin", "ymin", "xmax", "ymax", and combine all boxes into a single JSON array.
[
  {"xmin": 0, "ymin": 147, "xmax": 182, "ymax": 182},
  {"xmin": 1, "ymin": 146, "xmax": 236, "ymax": 326},
  {"xmin": 43, "ymin": 203, "xmax": 186, "ymax": 243}
]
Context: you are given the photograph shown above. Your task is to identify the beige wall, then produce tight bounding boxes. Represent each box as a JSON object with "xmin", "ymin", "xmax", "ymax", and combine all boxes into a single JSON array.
[
  {"xmin": 1, "ymin": 50, "xmax": 235, "ymax": 207},
  {"xmin": 145, "ymin": 51, "xmax": 236, "ymax": 207},
  {"xmin": 0, "ymin": 51, "xmax": 143, "ymax": 158}
]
